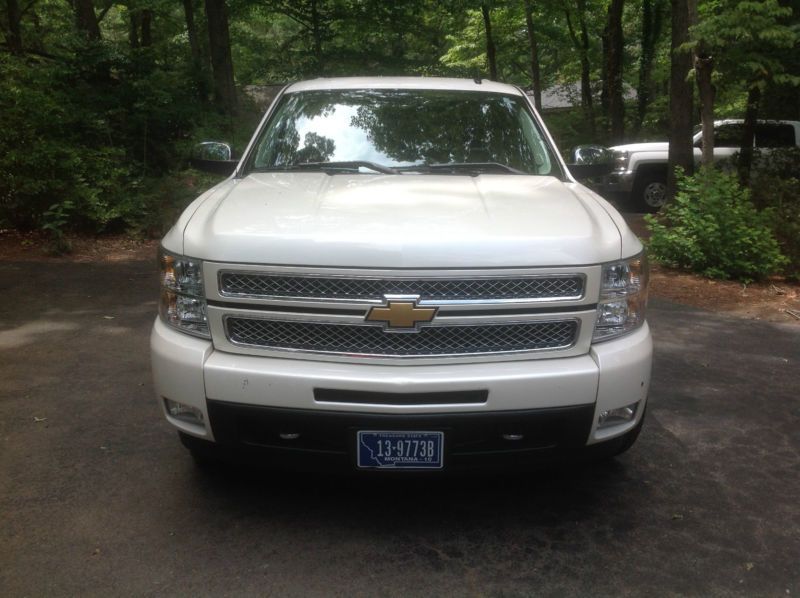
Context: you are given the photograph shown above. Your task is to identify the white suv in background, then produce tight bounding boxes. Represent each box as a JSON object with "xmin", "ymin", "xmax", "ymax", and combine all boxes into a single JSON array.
[{"xmin": 151, "ymin": 77, "xmax": 652, "ymax": 473}]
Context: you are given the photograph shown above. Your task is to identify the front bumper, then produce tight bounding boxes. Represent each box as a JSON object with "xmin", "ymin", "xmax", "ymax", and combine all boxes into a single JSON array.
[
  {"xmin": 600, "ymin": 171, "xmax": 635, "ymax": 194},
  {"xmin": 179, "ymin": 403, "xmax": 642, "ymax": 473},
  {"xmin": 151, "ymin": 318, "xmax": 652, "ymax": 467}
]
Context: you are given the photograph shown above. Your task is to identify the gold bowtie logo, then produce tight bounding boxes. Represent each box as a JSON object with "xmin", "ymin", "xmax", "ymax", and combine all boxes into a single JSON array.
[{"xmin": 365, "ymin": 301, "xmax": 437, "ymax": 330}]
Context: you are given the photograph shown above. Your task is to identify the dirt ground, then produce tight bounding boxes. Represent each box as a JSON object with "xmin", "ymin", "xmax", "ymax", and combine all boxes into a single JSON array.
[
  {"xmin": 2, "ymin": 224, "xmax": 798, "ymax": 325},
  {"xmin": 623, "ymin": 214, "xmax": 800, "ymax": 324},
  {"xmin": 0, "ymin": 229, "xmax": 160, "ymax": 263}
]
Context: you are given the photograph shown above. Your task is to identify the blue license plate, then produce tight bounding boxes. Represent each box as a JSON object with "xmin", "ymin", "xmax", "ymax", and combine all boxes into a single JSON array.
[{"xmin": 357, "ymin": 431, "xmax": 444, "ymax": 469}]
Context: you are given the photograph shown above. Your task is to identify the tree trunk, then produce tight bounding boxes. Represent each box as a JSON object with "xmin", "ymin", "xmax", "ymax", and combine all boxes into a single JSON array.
[
  {"xmin": 6, "ymin": 0, "xmax": 23, "ymax": 53},
  {"xmin": 183, "ymin": 0, "xmax": 208, "ymax": 102},
  {"xmin": 523, "ymin": 0, "xmax": 542, "ymax": 111},
  {"xmin": 578, "ymin": 4, "xmax": 594, "ymax": 135},
  {"xmin": 606, "ymin": 0, "xmax": 625, "ymax": 143},
  {"xmin": 635, "ymin": 0, "xmax": 665, "ymax": 134},
  {"xmin": 481, "ymin": 3, "xmax": 498, "ymax": 80},
  {"xmin": 738, "ymin": 86, "xmax": 761, "ymax": 189},
  {"xmin": 140, "ymin": 9, "xmax": 153, "ymax": 47},
  {"xmin": 601, "ymin": 21, "xmax": 609, "ymax": 116},
  {"xmin": 73, "ymin": 0, "xmax": 102, "ymax": 41},
  {"xmin": 129, "ymin": 12, "xmax": 140, "ymax": 49},
  {"xmin": 204, "ymin": 0, "xmax": 237, "ymax": 114},
  {"xmin": 694, "ymin": 49, "xmax": 714, "ymax": 167},
  {"xmin": 666, "ymin": 0, "xmax": 695, "ymax": 200},
  {"xmin": 183, "ymin": 0, "xmax": 202, "ymax": 64},
  {"xmin": 565, "ymin": 3, "xmax": 595, "ymax": 136},
  {"xmin": 310, "ymin": 0, "xmax": 324, "ymax": 75}
]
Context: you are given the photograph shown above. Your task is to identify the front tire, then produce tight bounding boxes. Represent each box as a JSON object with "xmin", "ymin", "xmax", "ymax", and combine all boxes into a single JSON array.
[
  {"xmin": 612, "ymin": 407, "xmax": 646, "ymax": 457},
  {"xmin": 633, "ymin": 174, "xmax": 667, "ymax": 212},
  {"xmin": 179, "ymin": 432, "xmax": 224, "ymax": 471}
]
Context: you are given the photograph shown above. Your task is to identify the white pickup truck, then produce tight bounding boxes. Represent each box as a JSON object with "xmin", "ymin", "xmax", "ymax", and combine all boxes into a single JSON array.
[
  {"xmin": 603, "ymin": 119, "xmax": 800, "ymax": 211},
  {"xmin": 151, "ymin": 77, "xmax": 652, "ymax": 473}
]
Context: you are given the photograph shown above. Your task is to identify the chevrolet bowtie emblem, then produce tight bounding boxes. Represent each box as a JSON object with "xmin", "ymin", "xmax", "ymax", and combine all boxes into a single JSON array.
[{"xmin": 365, "ymin": 300, "xmax": 437, "ymax": 331}]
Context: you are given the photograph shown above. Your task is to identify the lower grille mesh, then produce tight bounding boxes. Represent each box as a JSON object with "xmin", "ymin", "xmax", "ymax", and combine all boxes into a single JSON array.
[{"xmin": 225, "ymin": 317, "xmax": 578, "ymax": 357}]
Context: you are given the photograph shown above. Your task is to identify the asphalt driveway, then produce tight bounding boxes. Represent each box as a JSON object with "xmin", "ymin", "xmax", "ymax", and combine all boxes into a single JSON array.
[{"xmin": 0, "ymin": 260, "xmax": 798, "ymax": 597}]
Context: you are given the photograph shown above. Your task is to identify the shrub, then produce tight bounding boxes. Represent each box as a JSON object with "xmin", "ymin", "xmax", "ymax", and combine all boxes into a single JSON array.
[
  {"xmin": 0, "ymin": 55, "xmax": 130, "ymax": 232},
  {"xmin": 645, "ymin": 168, "xmax": 787, "ymax": 283},
  {"xmin": 0, "ymin": 48, "xmax": 207, "ymax": 239},
  {"xmin": 751, "ymin": 177, "xmax": 800, "ymax": 281},
  {"xmin": 120, "ymin": 171, "xmax": 224, "ymax": 238}
]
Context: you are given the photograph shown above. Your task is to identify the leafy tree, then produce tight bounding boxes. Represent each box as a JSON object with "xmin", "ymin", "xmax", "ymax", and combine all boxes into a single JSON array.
[
  {"xmin": 666, "ymin": 0, "xmax": 695, "ymax": 200},
  {"xmin": 603, "ymin": 0, "xmax": 625, "ymax": 142},
  {"xmin": 687, "ymin": 0, "xmax": 799, "ymax": 176},
  {"xmin": 635, "ymin": 0, "xmax": 666, "ymax": 133},
  {"xmin": 1, "ymin": 0, "xmax": 798, "ymax": 246},
  {"xmin": 564, "ymin": 0, "xmax": 596, "ymax": 135},
  {"xmin": 481, "ymin": 1, "xmax": 498, "ymax": 80},
  {"xmin": 205, "ymin": 0, "xmax": 237, "ymax": 113}
]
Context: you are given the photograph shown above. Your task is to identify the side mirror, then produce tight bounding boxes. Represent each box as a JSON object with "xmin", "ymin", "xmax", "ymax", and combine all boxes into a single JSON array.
[
  {"xmin": 566, "ymin": 145, "xmax": 615, "ymax": 180},
  {"xmin": 190, "ymin": 141, "xmax": 239, "ymax": 175}
]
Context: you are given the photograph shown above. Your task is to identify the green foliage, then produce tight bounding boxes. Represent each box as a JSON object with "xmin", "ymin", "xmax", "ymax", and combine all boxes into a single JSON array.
[
  {"xmin": 120, "ymin": 171, "xmax": 224, "ymax": 237},
  {"xmin": 0, "ymin": 54, "xmax": 133, "ymax": 233},
  {"xmin": 749, "ymin": 149, "xmax": 800, "ymax": 279},
  {"xmin": 689, "ymin": 0, "xmax": 799, "ymax": 93},
  {"xmin": 41, "ymin": 200, "xmax": 74, "ymax": 254},
  {"xmin": 0, "ymin": 22, "xmax": 234, "ymax": 239},
  {"xmin": 1, "ymin": 0, "xmax": 798, "ymax": 250},
  {"xmin": 645, "ymin": 168, "xmax": 787, "ymax": 283}
]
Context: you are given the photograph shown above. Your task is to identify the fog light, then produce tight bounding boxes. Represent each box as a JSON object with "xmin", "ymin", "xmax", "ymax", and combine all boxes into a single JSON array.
[
  {"xmin": 598, "ymin": 402, "xmax": 638, "ymax": 429},
  {"xmin": 164, "ymin": 398, "xmax": 204, "ymax": 426}
]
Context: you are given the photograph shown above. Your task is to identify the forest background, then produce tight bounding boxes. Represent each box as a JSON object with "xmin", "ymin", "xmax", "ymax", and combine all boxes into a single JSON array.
[{"xmin": 1, "ymin": 0, "xmax": 798, "ymax": 279}]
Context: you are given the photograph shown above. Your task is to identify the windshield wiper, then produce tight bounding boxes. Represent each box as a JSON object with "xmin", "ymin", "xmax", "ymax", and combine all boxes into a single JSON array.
[
  {"xmin": 257, "ymin": 161, "xmax": 399, "ymax": 175},
  {"xmin": 397, "ymin": 162, "xmax": 528, "ymax": 176}
]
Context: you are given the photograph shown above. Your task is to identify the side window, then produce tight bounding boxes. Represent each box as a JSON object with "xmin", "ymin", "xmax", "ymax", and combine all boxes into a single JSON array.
[
  {"xmin": 755, "ymin": 124, "xmax": 796, "ymax": 148},
  {"xmin": 713, "ymin": 124, "xmax": 745, "ymax": 148}
]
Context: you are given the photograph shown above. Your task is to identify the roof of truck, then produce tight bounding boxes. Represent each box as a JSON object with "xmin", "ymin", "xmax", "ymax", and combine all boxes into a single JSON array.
[{"xmin": 284, "ymin": 77, "xmax": 525, "ymax": 96}]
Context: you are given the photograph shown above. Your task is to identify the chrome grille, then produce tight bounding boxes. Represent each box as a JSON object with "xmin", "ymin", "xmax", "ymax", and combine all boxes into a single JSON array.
[
  {"xmin": 219, "ymin": 272, "xmax": 583, "ymax": 302},
  {"xmin": 225, "ymin": 317, "xmax": 578, "ymax": 357}
]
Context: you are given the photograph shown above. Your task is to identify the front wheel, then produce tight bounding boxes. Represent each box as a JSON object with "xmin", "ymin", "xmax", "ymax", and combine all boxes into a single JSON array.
[
  {"xmin": 612, "ymin": 407, "xmax": 647, "ymax": 457},
  {"xmin": 179, "ymin": 432, "xmax": 224, "ymax": 471},
  {"xmin": 633, "ymin": 175, "xmax": 667, "ymax": 212}
]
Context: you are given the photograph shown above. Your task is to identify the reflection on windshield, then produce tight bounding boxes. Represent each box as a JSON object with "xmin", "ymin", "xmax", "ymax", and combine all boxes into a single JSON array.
[{"xmin": 250, "ymin": 89, "xmax": 557, "ymax": 175}]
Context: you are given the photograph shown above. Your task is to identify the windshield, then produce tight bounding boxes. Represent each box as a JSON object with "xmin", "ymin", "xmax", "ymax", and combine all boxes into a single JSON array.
[{"xmin": 246, "ymin": 89, "xmax": 560, "ymax": 176}]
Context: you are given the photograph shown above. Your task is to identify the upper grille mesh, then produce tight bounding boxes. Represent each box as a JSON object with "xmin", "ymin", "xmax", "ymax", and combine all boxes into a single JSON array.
[
  {"xmin": 226, "ymin": 317, "xmax": 578, "ymax": 357},
  {"xmin": 219, "ymin": 273, "xmax": 584, "ymax": 302}
]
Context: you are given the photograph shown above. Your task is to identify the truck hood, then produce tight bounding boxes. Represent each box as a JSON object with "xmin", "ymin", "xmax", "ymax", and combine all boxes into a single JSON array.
[
  {"xmin": 611, "ymin": 141, "xmax": 669, "ymax": 153},
  {"xmin": 180, "ymin": 173, "xmax": 624, "ymax": 268}
]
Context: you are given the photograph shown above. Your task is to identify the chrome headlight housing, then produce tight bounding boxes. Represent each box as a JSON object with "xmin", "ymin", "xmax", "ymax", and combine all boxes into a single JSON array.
[
  {"xmin": 158, "ymin": 248, "xmax": 209, "ymax": 338},
  {"xmin": 593, "ymin": 252, "xmax": 649, "ymax": 342}
]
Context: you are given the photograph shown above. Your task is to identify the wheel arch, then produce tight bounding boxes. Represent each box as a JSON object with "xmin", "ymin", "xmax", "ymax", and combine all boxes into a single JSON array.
[{"xmin": 632, "ymin": 162, "xmax": 668, "ymax": 184}]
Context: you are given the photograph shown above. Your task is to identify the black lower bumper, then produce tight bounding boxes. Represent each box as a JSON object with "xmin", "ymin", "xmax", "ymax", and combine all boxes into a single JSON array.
[{"xmin": 183, "ymin": 400, "xmax": 624, "ymax": 473}]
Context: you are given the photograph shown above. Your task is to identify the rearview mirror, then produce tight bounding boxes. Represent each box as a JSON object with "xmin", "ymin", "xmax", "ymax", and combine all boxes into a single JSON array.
[
  {"xmin": 190, "ymin": 141, "xmax": 239, "ymax": 175},
  {"xmin": 566, "ymin": 144, "xmax": 614, "ymax": 180}
]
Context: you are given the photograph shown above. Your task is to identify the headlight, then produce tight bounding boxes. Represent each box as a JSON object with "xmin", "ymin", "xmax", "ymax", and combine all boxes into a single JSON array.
[
  {"xmin": 158, "ymin": 248, "xmax": 209, "ymax": 338},
  {"xmin": 593, "ymin": 252, "xmax": 648, "ymax": 342},
  {"xmin": 613, "ymin": 150, "xmax": 629, "ymax": 172}
]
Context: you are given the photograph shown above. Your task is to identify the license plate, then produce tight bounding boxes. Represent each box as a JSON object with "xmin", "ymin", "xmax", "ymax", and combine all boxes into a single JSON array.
[{"xmin": 357, "ymin": 431, "xmax": 444, "ymax": 469}]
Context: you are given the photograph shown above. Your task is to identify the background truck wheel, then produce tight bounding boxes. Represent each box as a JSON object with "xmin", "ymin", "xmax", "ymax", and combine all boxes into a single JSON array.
[{"xmin": 633, "ymin": 174, "xmax": 667, "ymax": 212}]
